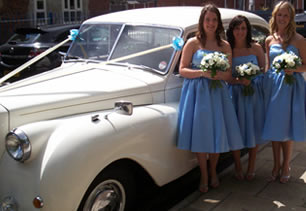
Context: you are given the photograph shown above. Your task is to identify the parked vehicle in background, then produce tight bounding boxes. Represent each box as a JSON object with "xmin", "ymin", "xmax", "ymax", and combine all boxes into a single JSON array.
[
  {"xmin": 0, "ymin": 24, "xmax": 80, "ymax": 82},
  {"xmin": 295, "ymin": 11, "xmax": 306, "ymax": 37},
  {"xmin": 0, "ymin": 7, "xmax": 269, "ymax": 211},
  {"xmin": 251, "ymin": 9, "xmax": 272, "ymax": 22}
]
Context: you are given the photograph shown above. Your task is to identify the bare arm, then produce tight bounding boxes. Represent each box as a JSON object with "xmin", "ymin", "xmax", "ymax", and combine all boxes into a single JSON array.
[
  {"xmin": 283, "ymin": 36, "xmax": 306, "ymax": 75},
  {"xmin": 228, "ymin": 43, "xmax": 265, "ymax": 86},
  {"xmin": 179, "ymin": 38, "xmax": 210, "ymax": 79},
  {"xmin": 179, "ymin": 38, "xmax": 223, "ymax": 79},
  {"xmin": 265, "ymin": 36, "xmax": 272, "ymax": 71},
  {"xmin": 254, "ymin": 42, "xmax": 266, "ymax": 72},
  {"xmin": 293, "ymin": 37, "xmax": 306, "ymax": 73},
  {"xmin": 215, "ymin": 41, "xmax": 233, "ymax": 82}
]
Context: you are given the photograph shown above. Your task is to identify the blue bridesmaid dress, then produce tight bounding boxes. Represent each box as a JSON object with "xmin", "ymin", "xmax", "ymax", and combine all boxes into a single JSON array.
[
  {"xmin": 177, "ymin": 49, "xmax": 244, "ymax": 153},
  {"xmin": 229, "ymin": 55, "xmax": 266, "ymax": 148},
  {"xmin": 262, "ymin": 44, "xmax": 306, "ymax": 142}
]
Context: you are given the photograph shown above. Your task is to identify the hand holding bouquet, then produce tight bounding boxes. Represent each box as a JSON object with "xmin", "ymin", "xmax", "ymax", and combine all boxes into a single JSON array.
[
  {"xmin": 272, "ymin": 51, "xmax": 302, "ymax": 85},
  {"xmin": 235, "ymin": 62, "xmax": 261, "ymax": 96},
  {"xmin": 200, "ymin": 52, "xmax": 230, "ymax": 89}
]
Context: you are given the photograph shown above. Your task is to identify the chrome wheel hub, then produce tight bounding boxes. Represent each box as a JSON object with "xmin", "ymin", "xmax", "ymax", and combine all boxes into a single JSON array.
[{"xmin": 84, "ymin": 179, "xmax": 125, "ymax": 211}]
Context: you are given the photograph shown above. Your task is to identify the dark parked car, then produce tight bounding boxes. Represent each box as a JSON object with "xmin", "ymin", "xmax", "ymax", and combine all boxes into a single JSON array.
[
  {"xmin": 0, "ymin": 24, "xmax": 80, "ymax": 82},
  {"xmin": 295, "ymin": 11, "xmax": 306, "ymax": 37},
  {"xmin": 251, "ymin": 10, "xmax": 272, "ymax": 22}
]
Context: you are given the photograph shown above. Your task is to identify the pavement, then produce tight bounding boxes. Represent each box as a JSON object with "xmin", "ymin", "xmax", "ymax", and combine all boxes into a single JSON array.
[{"xmin": 169, "ymin": 141, "xmax": 306, "ymax": 211}]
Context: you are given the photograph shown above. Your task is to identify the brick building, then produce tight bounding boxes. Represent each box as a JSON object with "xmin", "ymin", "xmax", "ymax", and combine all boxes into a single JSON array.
[
  {"xmin": 88, "ymin": 0, "xmax": 305, "ymax": 16},
  {"xmin": 0, "ymin": 0, "xmax": 305, "ymax": 44}
]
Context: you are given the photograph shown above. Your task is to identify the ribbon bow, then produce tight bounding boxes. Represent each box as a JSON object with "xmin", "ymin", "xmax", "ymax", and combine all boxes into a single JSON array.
[
  {"xmin": 69, "ymin": 29, "xmax": 79, "ymax": 41},
  {"xmin": 172, "ymin": 37, "xmax": 184, "ymax": 51}
]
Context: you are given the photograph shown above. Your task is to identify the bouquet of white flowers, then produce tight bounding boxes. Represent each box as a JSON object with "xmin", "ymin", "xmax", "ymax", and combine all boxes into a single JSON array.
[
  {"xmin": 272, "ymin": 51, "xmax": 302, "ymax": 85},
  {"xmin": 200, "ymin": 52, "xmax": 230, "ymax": 89},
  {"xmin": 235, "ymin": 62, "xmax": 261, "ymax": 96}
]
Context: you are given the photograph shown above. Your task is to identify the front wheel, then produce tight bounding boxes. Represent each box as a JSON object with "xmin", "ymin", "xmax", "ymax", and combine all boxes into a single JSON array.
[{"xmin": 79, "ymin": 167, "xmax": 136, "ymax": 211}]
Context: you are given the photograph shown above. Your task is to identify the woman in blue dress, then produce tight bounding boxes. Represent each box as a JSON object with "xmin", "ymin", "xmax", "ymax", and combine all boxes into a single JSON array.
[
  {"xmin": 263, "ymin": 1, "xmax": 306, "ymax": 183},
  {"xmin": 226, "ymin": 15, "xmax": 266, "ymax": 181},
  {"xmin": 177, "ymin": 4, "xmax": 243, "ymax": 193}
]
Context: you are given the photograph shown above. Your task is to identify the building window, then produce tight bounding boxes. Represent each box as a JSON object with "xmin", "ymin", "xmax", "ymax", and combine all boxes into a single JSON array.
[
  {"xmin": 63, "ymin": 0, "xmax": 82, "ymax": 23},
  {"xmin": 35, "ymin": 0, "xmax": 47, "ymax": 25}
]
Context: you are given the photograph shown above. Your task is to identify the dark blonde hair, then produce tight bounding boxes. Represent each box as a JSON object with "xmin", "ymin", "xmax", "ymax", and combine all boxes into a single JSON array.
[
  {"xmin": 269, "ymin": 1, "xmax": 296, "ymax": 47},
  {"xmin": 196, "ymin": 4, "xmax": 224, "ymax": 47}
]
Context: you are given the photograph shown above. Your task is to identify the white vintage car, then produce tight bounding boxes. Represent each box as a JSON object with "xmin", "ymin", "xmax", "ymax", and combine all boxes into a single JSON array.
[{"xmin": 0, "ymin": 7, "xmax": 269, "ymax": 211}]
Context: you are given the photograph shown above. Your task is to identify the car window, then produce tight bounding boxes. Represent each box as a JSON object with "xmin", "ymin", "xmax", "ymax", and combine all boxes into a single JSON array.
[
  {"xmin": 67, "ymin": 24, "xmax": 122, "ymax": 60},
  {"xmin": 295, "ymin": 14, "xmax": 306, "ymax": 38},
  {"xmin": 67, "ymin": 24, "xmax": 181, "ymax": 74},
  {"xmin": 37, "ymin": 32, "xmax": 58, "ymax": 43},
  {"xmin": 251, "ymin": 25, "xmax": 269, "ymax": 52},
  {"xmin": 173, "ymin": 31, "xmax": 196, "ymax": 75},
  {"xmin": 224, "ymin": 24, "xmax": 268, "ymax": 52},
  {"xmin": 296, "ymin": 26, "xmax": 306, "ymax": 37},
  {"xmin": 111, "ymin": 25, "xmax": 181, "ymax": 73},
  {"xmin": 8, "ymin": 33, "xmax": 40, "ymax": 44}
]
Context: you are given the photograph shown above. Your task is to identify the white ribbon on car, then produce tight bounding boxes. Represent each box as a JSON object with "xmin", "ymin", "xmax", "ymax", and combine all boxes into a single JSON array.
[{"xmin": 0, "ymin": 29, "xmax": 184, "ymax": 85}]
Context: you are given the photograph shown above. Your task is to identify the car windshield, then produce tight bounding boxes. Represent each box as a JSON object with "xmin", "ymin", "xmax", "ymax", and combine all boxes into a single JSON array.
[{"xmin": 66, "ymin": 23, "xmax": 181, "ymax": 74}]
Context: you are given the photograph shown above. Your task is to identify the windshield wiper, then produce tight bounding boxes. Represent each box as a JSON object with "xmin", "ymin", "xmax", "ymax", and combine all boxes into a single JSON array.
[
  {"xmin": 104, "ymin": 61, "xmax": 129, "ymax": 67},
  {"xmin": 64, "ymin": 55, "xmax": 100, "ymax": 64},
  {"xmin": 128, "ymin": 64, "xmax": 158, "ymax": 73},
  {"xmin": 64, "ymin": 55, "xmax": 85, "ymax": 61},
  {"xmin": 106, "ymin": 61, "xmax": 159, "ymax": 73}
]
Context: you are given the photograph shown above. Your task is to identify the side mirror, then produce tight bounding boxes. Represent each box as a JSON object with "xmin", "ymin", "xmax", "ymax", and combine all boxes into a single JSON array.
[{"xmin": 104, "ymin": 101, "xmax": 133, "ymax": 120}]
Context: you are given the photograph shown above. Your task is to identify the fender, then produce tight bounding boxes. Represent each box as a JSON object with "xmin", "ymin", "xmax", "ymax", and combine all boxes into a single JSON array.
[{"xmin": 0, "ymin": 103, "xmax": 197, "ymax": 211}]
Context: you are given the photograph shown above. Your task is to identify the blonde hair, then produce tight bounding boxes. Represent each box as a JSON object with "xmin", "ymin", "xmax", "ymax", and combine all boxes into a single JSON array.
[{"xmin": 269, "ymin": 1, "xmax": 296, "ymax": 47}]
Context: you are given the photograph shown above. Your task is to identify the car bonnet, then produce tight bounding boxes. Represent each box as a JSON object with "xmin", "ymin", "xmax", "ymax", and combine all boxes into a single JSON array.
[{"xmin": 0, "ymin": 63, "xmax": 164, "ymax": 129}]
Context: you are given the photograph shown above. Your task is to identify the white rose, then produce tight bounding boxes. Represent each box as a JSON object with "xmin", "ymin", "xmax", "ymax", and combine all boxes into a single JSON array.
[
  {"xmin": 201, "ymin": 59, "xmax": 207, "ymax": 65},
  {"xmin": 219, "ymin": 59, "xmax": 226, "ymax": 66},
  {"xmin": 242, "ymin": 64, "xmax": 248, "ymax": 70},
  {"xmin": 287, "ymin": 60, "xmax": 295, "ymax": 67},
  {"xmin": 245, "ymin": 68, "xmax": 252, "ymax": 75},
  {"xmin": 208, "ymin": 59, "xmax": 214, "ymax": 65},
  {"xmin": 275, "ymin": 63, "xmax": 281, "ymax": 69},
  {"xmin": 206, "ymin": 54, "xmax": 213, "ymax": 59}
]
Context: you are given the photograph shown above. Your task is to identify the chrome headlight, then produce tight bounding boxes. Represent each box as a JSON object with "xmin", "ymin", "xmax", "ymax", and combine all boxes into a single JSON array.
[{"xmin": 5, "ymin": 128, "xmax": 31, "ymax": 162}]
